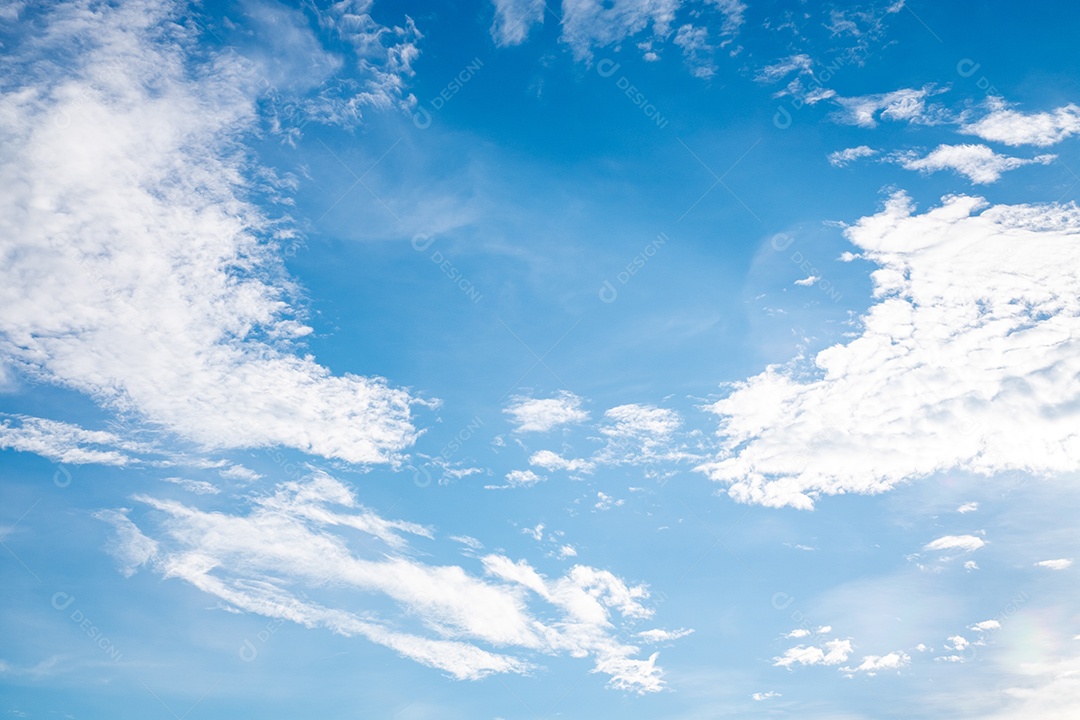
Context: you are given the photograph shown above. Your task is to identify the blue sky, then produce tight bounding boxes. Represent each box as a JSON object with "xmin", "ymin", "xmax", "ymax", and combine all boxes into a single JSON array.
[{"xmin": 3, "ymin": 0, "xmax": 1080, "ymax": 717}]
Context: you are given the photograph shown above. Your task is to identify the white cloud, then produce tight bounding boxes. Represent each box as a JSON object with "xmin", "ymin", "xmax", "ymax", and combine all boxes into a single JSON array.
[
  {"xmin": 751, "ymin": 690, "xmax": 781, "ymax": 700},
  {"xmin": 828, "ymin": 145, "xmax": 878, "ymax": 167},
  {"xmin": 94, "ymin": 509, "xmax": 160, "ymax": 578},
  {"xmin": 162, "ymin": 477, "xmax": 220, "ymax": 495},
  {"xmin": 505, "ymin": 392, "xmax": 589, "ymax": 433},
  {"xmin": 597, "ymin": 403, "xmax": 697, "ymax": 468},
  {"xmin": 673, "ymin": 23, "xmax": 717, "ymax": 79},
  {"xmin": 0, "ymin": 2, "xmax": 26, "ymax": 20},
  {"xmin": 832, "ymin": 86, "xmax": 945, "ymax": 128},
  {"xmin": 595, "ymin": 491, "xmax": 625, "ymax": 510},
  {"xmin": 957, "ymin": 501, "xmax": 979, "ymax": 513},
  {"xmin": 558, "ymin": 544, "xmax": 578, "ymax": 558},
  {"xmin": 971, "ymin": 620, "xmax": 1001, "ymax": 632},
  {"xmin": 924, "ymin": 535, "xmax": 986, "ymax": 553},
  {"xmin": 524, "ymin": 401, "xmax": 700, "ymax": 476},
  {"xmin": 638, "ymin": 628, "xmax": 694, "ymax": 643},
  {"xmin": 1035, "ymin": 558, "xmax": 1073, "ymax": 570},
  {"xmin": 529, "ymin": 449, "xmax": 596, "ymax": 474},
  {"xmin": 785, "ymin": 628, "xmax": 811, "ymax": 638},
  {"xmin": 841, "ymin": 651, "xmax": 910, "ymax": 675},
  {"xmin": 450, "ymin": 535, "xmax": 484, "ymax": 550},
  {"xmin": 773, "ymin": 638, "xmax": 852, "ymax": 668},
  {"xmin": 794, "ymin": 275, "xmax": 820, "ymax": 286},
  {"xmin": 486, "ymin": 469, "xmax": 545, "ymax": 489},
  {"xmin": 935, "ymin": 635, "xmax": 973, "ymax": 664},
  {"xmin": 0, "ymin": 0, "xmax": 419, "ymax": 466},
  {"xmin": 0, "ymin": 656, "xmax": 62, "ymax": 680},
  {"xmin": 0, "ymin": 414, "xmax": 148, "ymax": 466},
  {"xmin": 892, "ymin": 144, "xmax": 1055, "ymax": 184},
  {"xmin": 975, "ymin": 653, "xmax": 1080, "ymax": 720},
  {"xmin": 555, "ymin": 0, "xmax": 745, "ymax": 62},
  {"xmin": 964, "ymin": 560, "xmax": 980, "ymax": 571},
  {"xmin": 947, "ymin": 635, "xmax": 970, "ymax": 651},
  {"xmin": 757, "ymin": 54, "xmax": 813, "ymax": 83},
  {"xmin": 509, "ymin": 397, "xmax": 699, "ymax": 479},
  {"xmin": 961, "ymin": 97, "xmax": 1080, "ymax": 147},
  {"xmin": 102, "ymin": 474, "xmax": 674, "ymax": 692},
  {"xmin": 699, "ymin": 193, "xmax": 1080, "ymax": 508},
  {"xmin": 557, "ymin": 0, "xmax": 678, "ymax": 60},
  {"xmin": 602, "ymin": 403, "xmax": 680, "ymax": 439},
  {"xmin": 710, "ymin": 0, "xmax": 746, "ymax": 37},
  {"xmin": 218, "ymin": 464, "xmax": 262, "ymax": 481},
  {"xmin": 506, "ymin": 469, "xmax": 545, "ymax": 488},
  {"xmin": 489, "ymin": 0, "xmax": 546, "ymax": 46},
  {"xmin": 318, "ymin": 0, "xmax": 422, "ymax": 114}
]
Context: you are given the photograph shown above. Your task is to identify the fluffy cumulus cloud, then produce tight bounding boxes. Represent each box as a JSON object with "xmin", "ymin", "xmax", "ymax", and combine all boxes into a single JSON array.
[
  {"xmin": 504, "ymin": 391, "xmax": 590, "ymax": 433},
  {"xmin": 486, "ymin": 468, "xmax": 547, "ymax": 489},
  {"xmin": 529, "ymin": 449, "xmax": 596, "ymax": 474},
  {"xmin": 1035, "ymin": 558, "xmax": 1073, "ymax": 570},
  {"xmin": 0, "ymin": 0, "xmax": 419, "ymax": 466},
  {"xmin": 773, "ymin": 638, "xmax": 852, "ymax": 668},
  {"xmin": 961, "ymin": 98, "xmax": 1080, "ymax": 147},
  {"xmin": 841, "ymin": 651, "xmax": 910, "ymax": 676},
  {"xmin": 700, "ymin": 193, "xmax": 1080, "ymax": 508},
  {"xmin": 891, "ymin": 144, "xmax": 1055, "ymax": 184},
  {"xmin": 97, "ymin": 474, "xmax": 678, "ymax": 692},
  {"xmin": 784, "ymin": 625, "xmax": 830, "ymax": 639}
]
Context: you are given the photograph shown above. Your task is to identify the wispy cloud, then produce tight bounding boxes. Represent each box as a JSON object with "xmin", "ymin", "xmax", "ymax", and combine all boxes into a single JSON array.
[
  {"xmin": 831, "ymin": 86, "xmax": 948, "ymax": 128},
  {"xmin": 774, "ymin": 638, "xmax": 852, "ymax": 668},
  {"xmin": 0, "ymin": 0, "xmax": 419, "ymax": 466},
  {"xmin": 99, "ymin": 473, "xmax": 678, "ymax": 692},
  {"xmin": 828, "ymin": 145, "xmax": 878, "ymax": 167},
  {"xmin": 489, "ymin": 0, "xmax": 546, "ymax": 46},
  {"xmin": 502, "ymin": 0, "xmax": 748, "ymax": 66},
  {"xmin": 0, "ymin": 414, "xmax": 148, "ymax": 466}
]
